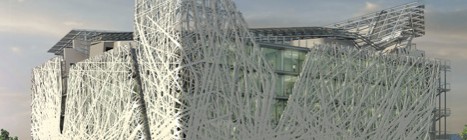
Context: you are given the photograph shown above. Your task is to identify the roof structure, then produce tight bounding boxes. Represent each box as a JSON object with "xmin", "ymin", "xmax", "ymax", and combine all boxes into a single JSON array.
[
  {"xmin": 249, "ymin": 27, "xmax": 354, "ymax": 39},
  {"xmin": 249, "ymin": 27, "xmax": 379, "ymax": 49},
  {"xmin": 90, "ymin": 32, "xmax": 133, "ymax": 42},
  {"xmin": 48, "ymin": 30, "xmax": 133, "ymax": 55},
  {"xmin": 49, "ymin": 2, "xmax": 425, "ymax": 54},
  {"xmin": 327, "ymin": 2, "xmax": 425, "ymax": 50},
  {"xmin": 49, "ymin": 27, "xmax": 357, "ymax": 55}
]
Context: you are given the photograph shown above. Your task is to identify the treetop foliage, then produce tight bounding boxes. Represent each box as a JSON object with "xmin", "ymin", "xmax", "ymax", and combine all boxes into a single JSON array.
[{"xmin": 0, "ymin": 129, "xmax": 18, "ymax": 140}]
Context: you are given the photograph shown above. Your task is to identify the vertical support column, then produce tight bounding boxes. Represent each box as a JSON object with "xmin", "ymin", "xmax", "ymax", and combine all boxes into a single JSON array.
[
  {"xmin": 438, "ymin": 69, "xmax": 442, "ymax": 137},
  {"xmin": 435, "ymin": 61, "xmax": 450, "ymax": 139},
  {"xmin": 59, "ymin": 59, "xmax": 67, "ymax": 133},
  {"xmin": 431, "ymin": 117, "xmax": 436, "ymax": 140},
  {"xmin": 130, "ymin": 48, "xmax": 152, "ymax": 140},
  {"xmin": 443, "ymin": 62, "xmax": 447, "ymax": 138}
]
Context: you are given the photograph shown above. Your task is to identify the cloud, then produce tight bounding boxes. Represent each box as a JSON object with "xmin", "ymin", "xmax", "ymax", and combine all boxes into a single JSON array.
[
  {"xmin": 353, "ymin": 2, "xmax": 381, "ymax": 16},
  {"xmin": 9, "ymin": 47, "xmax": 21, "ymax": 54},
  {"xmin": 237, "ymin": 1, "xmax": 362, "ymax": 27},
  {"xmin": 416, "ymin": 8, "xmax": 467, "ymax": 60},
  {"xmin": 63, "ymin": 21, "xmax": 85, "ymax": 26},
  {"xmin": 0, "ymin": 1, "xmax": 132, "ymax": 38},
  {"xmin": 0, "ymin": 10, "xmax": 76, "ymax": 37},
  {"xmin": 426, "ymin": 8, "xmax": 467, "ymax": 35},
  {"xmin": 419, "ymin": 6, "xmax": 467, "ymax": 132},
  {"xmin": 417, "ymin": 36, "xmax": 467, "ymax": 60},
  {"xmin": 364, "ymin": 2, "xmax": 380, "ymax": 12}
]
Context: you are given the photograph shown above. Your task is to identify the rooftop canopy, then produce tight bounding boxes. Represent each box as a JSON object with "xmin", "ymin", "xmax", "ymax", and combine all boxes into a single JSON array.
[{"xmin": 48, "ymin": 30, "xmax": 133, "ymax": 55}]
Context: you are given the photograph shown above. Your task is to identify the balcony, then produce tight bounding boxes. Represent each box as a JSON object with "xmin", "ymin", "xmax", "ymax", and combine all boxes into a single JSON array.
[{"xmin": 434, "ymin": 108, "xmax": 451, "ymax": 120}]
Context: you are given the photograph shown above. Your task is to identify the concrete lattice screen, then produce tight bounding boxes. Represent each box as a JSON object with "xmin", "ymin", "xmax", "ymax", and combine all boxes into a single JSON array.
[
  {"xmin": 31, "ymin": 57, "xmax": 63, "ymax": 139},
  {"xmin": 279, "ymin": 46, "xmax": 441, "ymax": 139},
  {"xmin": 134, "ymin": 0, "xmax": 276, "ymax": 139},
  {"xmin": 31, "ymin": 0, "xmax": 443, "ymax": 139},
  {"xmin": 62, "ymin": 46, "xmax": 144, "ymax": 139}
]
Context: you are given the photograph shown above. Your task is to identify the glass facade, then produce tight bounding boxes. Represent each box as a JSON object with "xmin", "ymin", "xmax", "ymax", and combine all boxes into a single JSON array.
[
  {"xmin": 260, "ymin": 46, "xmax": 307, "ymax": 123},
  {"xmin": 261, "ymin": 47, "xmax": 306, "ymax": 73}
]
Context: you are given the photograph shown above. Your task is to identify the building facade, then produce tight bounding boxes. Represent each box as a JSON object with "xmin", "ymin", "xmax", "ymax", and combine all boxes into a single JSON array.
[{"xmin": 31, "ymin": 0, "xmax": 449, "ymax": 139}]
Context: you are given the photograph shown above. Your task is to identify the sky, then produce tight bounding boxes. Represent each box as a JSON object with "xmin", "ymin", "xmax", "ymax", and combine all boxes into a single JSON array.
[{"xmin": 1, "ymin": 0, "xmax": 466, "ymax": 139}]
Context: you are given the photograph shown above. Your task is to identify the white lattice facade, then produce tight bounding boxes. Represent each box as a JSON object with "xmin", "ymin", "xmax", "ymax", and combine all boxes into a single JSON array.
[{"xmin": 32, "ymin": 0, "xmax": 446, "ymax": 139}]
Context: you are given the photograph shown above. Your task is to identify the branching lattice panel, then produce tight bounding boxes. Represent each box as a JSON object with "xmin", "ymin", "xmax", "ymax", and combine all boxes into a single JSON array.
[
  {"xmin": 134, "ymin": 0, "xmax": 276, "ymax": 139},
  {"xmin": 278, "ymin": 46, "xmax": 440, "ymax": 139},
  {"xmin": 31, "ymin": 57, "xmax": 63, "ymax": 139},
  {"xmin": 31, "ymin": 0, "xmax": 441, "ymax": 139},
  {"xmin": 62, "ymin": 47, "xmax": 143, "ymax": 139}
]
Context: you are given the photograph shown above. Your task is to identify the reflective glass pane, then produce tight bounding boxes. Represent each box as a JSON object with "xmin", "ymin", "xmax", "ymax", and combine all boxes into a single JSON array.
[
  {"xmin": 261, "ymin": 48, "xmax": 281, "ymax": 70},
  {"xmin": 297, "ymin": 52, "xmax": 306, "ymax": 72},
  {"xmin": 273, "ymin": 100, "xmax": 287, "ymax": 123},
  {"xmin": 275, "ymin": 75, "xmax": 283, "ymax": 96},
  {"xmin": 282, "ymin": 50, "xmax": 301, "ymax": 72},
  {"xmin": 283, "ymin": 75, "xmax": 297, "ymax": 96}
]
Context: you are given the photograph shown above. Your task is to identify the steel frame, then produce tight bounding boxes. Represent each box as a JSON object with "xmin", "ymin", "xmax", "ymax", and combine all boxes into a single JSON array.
[{"xmin": 328, "ymin": 2, "xmax": 425, "ymax": 51}]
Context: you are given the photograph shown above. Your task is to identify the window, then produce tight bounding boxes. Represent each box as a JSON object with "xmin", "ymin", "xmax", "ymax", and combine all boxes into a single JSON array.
[
  {"xmin": 283, "ymin": 75, "xmax": 297, "ymax": 96},
  {"xmin": 282, "ymin": 50, "xmax": 306, "ymax": 72},
  {"xmin": 275, "ymin": 75, "xmax": 297, "ymax": 97},
  {"xmin": 105, "ymin": 46, "xmax": 113, "ymax": 52},
  {"xmin": 272, "ymin": 100, "xmax": 287, "ymax": 124},
  {"xmin": 261, "ymin": 47, "xmax": 281, "ymax": 70}
]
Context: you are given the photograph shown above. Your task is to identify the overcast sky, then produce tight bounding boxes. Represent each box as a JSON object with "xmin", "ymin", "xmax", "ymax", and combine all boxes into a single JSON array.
[{"xmin": 1, "ymin": 0, "xmax": 466, "ymax": 139}]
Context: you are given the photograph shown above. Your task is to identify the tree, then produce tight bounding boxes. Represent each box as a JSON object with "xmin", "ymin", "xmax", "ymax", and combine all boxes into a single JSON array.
[
  {"xmin": 461, "ymin": 125, "xmax": 467, "ymax": 140},
  {"xmin": 0, "ymin": 129, "xmax": 8, "ymax": 140},
  {"xmin": 0, "ymin": 129, "xmax": 18, "ymax": 140}
]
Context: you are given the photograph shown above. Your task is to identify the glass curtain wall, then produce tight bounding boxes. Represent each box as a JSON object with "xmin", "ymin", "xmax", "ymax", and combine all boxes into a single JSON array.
[{"xmin": 261, "ymin": 47, "xmax": 307, "ymax": 123}]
